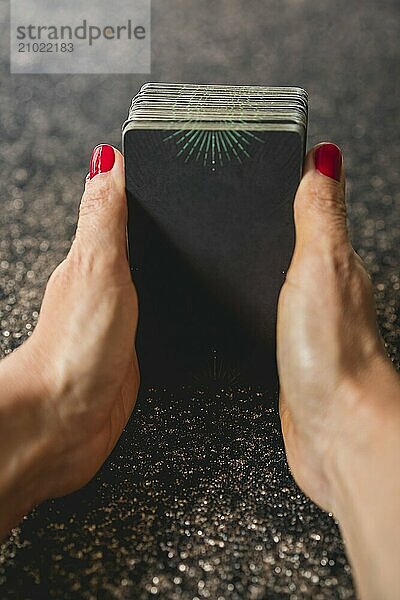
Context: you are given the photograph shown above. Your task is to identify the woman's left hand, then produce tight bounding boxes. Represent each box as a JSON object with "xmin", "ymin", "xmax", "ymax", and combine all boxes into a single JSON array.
[{"xmin": 0, "ymin": 145, "xmax": 140, "ymax": 536}]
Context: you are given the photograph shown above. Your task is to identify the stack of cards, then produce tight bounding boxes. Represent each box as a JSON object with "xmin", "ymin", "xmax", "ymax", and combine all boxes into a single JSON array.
[
  {"xmin": 123, "ymin": 83, "xmax": 308, "ymax": 388},
  {"xmin": 125, "ymin": 83, "xmax": 307, "ymax": 167}
]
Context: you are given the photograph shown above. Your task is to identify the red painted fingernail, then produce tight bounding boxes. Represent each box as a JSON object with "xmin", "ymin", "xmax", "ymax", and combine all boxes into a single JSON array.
[
  {"xmin": 89, "ymin": 144, "xmax": 115, "ymax": 179},
  {"xmin": 314, "ymin": 143, "xmax": 342, "ymax": 182}
]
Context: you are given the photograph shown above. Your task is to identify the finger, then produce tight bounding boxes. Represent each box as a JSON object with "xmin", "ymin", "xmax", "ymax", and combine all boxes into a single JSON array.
[
  {"xmin": 293, "ymin": 142, "xmax": 348, "ymax": 252},
  {"xmin": 73, "ymin": 144, "xmax": 127, "ymax": 261}
]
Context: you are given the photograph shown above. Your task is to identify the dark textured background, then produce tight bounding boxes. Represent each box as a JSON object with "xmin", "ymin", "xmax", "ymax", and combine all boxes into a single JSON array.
[{"xmin": 0, "ymin": 1, "xmax": 399, "ymax": 598}]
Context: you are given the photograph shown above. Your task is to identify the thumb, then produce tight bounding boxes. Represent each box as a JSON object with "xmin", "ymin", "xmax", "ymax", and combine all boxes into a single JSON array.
[
  {"xmin": 74, "ymin": 144, "xmax": 127, "ymax": 260},
  {"xmin": 293, "ymin": 142, "xmax": 348, "ymax": 253}
]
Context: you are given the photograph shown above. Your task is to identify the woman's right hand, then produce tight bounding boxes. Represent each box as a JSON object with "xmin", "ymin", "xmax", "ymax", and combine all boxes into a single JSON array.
[{"xmin": 277, "ymin": 142, "xmax": 400, "ymax": 600}]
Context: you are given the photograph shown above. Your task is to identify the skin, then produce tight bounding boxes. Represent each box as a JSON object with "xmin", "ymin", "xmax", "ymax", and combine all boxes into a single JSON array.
[
  {"xmin": 0, "ymin": 149, "xmax": 140, "ymax": 531},
  {"xmin": 278, "ymin": 145, "xmax": 400, "ymax": 599},
  {"xmin": 0, "ymin": 143, "xmax": 399, "ymax": 598}
]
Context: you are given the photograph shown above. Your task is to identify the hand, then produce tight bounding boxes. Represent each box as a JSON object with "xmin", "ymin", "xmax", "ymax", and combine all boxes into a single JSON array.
[
  {"xmin": 277, "ymin": 142, "xmax": 400, "ymax": 599},
  {"xmin": 0, "ymin": 145, "xmax": 139, "ymax": 533},
  {"xmin": 277, "ymin": 141, "xmax": 385, "ymax": 509}
]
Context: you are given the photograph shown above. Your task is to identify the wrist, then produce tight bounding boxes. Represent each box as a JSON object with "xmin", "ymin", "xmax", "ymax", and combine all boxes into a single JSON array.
[
  {"xmin": 329, "ymin": 354, "xmax": 400, "ymax": 512},
  {"xmin": 0, "ymin": 341, "xmax": 56, "ymax": 536},
  {"xmin": 326, "ymin": 356, "xmax": 400, "ymax": 599}
]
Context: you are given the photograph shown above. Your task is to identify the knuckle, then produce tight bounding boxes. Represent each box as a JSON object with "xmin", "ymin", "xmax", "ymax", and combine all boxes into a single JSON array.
[
  {"xmin": 293, "ymin": 241, "xmax": 355, "ymax": 293},
  {"xmin": 79, "ymin": 176, "xmax": 114, "ymax": 216},
  {"xmin": 295, "ymin": 176, "xmax": 346, "ymax": 219},
  {"xmin": 326, "ymin": 247, "xmax": 374, "ymax": 308},
  {"xmin": 329, "ymin": 245, "xmax": 354, "ymax": 280},
  {"xmin": 68, "ymin": 239, "xmax": 132, "ymax": 287},
  {"xmin": 68, "ymin": 243, "xmax": 95, "ymax": 274}
]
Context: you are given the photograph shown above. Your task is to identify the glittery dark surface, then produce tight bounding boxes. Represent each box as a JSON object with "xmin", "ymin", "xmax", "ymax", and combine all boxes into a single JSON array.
[
  {"xmin": 0, "ymin": 1, "xmax": 399, "ymax": 598},
  {"xmin": 1, "ymin": 389, "xmax": 354, "ymax": 600}
]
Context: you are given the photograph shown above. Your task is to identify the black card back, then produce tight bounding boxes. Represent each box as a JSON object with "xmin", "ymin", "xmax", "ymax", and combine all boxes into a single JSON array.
[{"xmin": 123, "ymin": 127, "xmax": 304, "ymax": 388}]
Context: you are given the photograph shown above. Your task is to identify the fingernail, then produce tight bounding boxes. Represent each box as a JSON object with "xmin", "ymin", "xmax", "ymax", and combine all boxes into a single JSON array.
[
  {"xmin": 314, "ymin": 143, "xmax": 342, "ymax": 182},
  {"xmin": 89, "ymin": 144, "xmax": 115, "ymax": 179}
]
